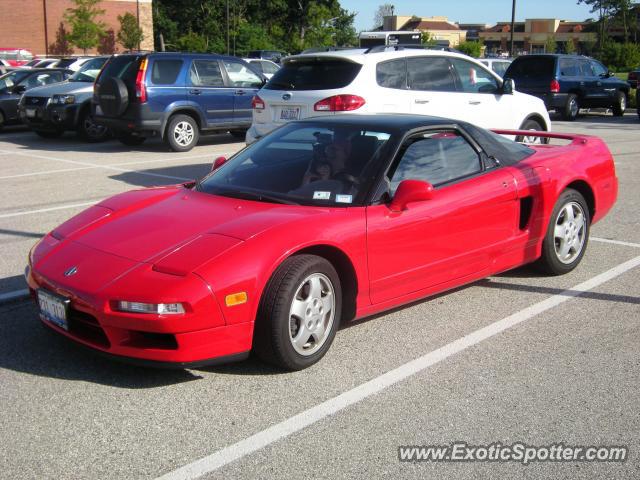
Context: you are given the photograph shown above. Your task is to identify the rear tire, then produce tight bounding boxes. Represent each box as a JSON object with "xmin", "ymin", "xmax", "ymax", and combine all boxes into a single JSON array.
[
  {"xmin": 116, "ymin": 133, "xmax": 146, "ymax": 146},
  {"xmin": 612, "ymin": 91, "xmax": 626, "ymax": 117},
  {"xmin": 77, "ymin": 109, "xmax": 109, "ymax": 142},
  {"xmin": 165, "ymin": 114, "xmax": 199, "ymax": 152},
  {"xmin": 253, "ymin": 254, "xmax": 341, "ymax": 370},
  {"xmin": 561, "ymin": 93, "xmax": 579, "ymax": 121},
  {"xmin": 34, "ymin": 129, "xmax": 64, "ymax": 139},
  {"xmin": 515, "ymin": 119, "xmax": 548, "ymax": 144},
  {"xmin": 535, "ymin": 189, "xmax": 590, "ymax": 275}
]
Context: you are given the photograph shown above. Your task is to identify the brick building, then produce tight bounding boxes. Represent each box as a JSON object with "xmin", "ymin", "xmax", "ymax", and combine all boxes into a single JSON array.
[
  {"xmin": 0, "ymin": 0, "xmax": 154, "ymax": 56},
  {"xmin": 383, "ymin": 15, "xmax": 467, "ymax": 47}
]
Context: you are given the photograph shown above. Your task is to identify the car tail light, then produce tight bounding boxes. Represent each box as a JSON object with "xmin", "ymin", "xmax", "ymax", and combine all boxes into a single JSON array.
[
  {"xmin": 314, "ymin": 94, "xmax": 366, "ymax": 112},
  {"xmin": 550, "ymin": 79, "xmax": 560, "ymax": 93},
  {"xmin": 135, "ymin": 57, "xmax": 148, "ymax": 103},
  {"xmin": 252, "ymin": 95, "xmax": 265, "ymax": 110}
]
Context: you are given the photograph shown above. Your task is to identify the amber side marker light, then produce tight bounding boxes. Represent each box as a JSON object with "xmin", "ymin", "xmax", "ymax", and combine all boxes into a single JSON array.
[{"xmin": 225, "ymin": 292, "xmax": 248, "ymax": 307}]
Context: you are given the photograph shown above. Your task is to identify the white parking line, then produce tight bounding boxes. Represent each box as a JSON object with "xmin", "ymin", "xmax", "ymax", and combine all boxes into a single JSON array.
[
  {"xmin": 0, "ymin": 149, "xmax": 194, "ymax": 182},
  {"xmin": 0, "ymin": 201, "xmax": 97, "ymax": 219},
  {"xmin": 0, "ymin": 289, "xmax": 29, "ymax": 303},
  {"xmin": 592, "ymin": 237, "xmax": 640, "ymax": 249},
  {"xmin": 156, "ymin": 255, "xmax": 640, "ymax": 480}
]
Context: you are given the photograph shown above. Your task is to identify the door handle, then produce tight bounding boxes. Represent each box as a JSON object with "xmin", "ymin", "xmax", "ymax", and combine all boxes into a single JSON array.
[
  {"xmin": 236, "ymin": 89, "xmax": 246, "ymax": 95},
  {"xmin": 189, "ymin": 89, "xmax": 201, "ymax": 95},
  {"xmin": 468, "ymin": 100, "xmax": 482, "ymax": 105},
  {"xmin": 414, "ymin": 99, "xmax": 430, "ymax": 104}
]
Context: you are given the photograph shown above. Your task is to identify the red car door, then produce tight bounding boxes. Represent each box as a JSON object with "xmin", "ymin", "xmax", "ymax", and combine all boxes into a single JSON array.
[{"xmin": 366, "ymin": 129, "xmax": 519, "ymax": 304}]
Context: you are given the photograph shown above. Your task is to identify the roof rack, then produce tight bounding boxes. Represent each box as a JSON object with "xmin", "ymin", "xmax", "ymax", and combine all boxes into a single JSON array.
[
  {"xmin": 364, "ymin": 44, "xmax": 462, "ymax": 54},
  {"xmin": 300, "ymin": 46, "xmax": 362, "ymax": 54}
]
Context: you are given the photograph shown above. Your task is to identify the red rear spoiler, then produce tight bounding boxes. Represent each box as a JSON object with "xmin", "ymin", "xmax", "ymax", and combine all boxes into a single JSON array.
[{"xmin": 492, "ymin": 129, "xmax": 590, "ymax": 146}]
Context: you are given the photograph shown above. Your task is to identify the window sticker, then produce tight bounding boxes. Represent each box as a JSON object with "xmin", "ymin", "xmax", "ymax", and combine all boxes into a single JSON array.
[
  {"xmin": 335, "ymin": 194, "xmax": 353, "ymax": 204},
  {"xmin": 313, "ymin": 191, "xmax": 331, "ymax": 200}
]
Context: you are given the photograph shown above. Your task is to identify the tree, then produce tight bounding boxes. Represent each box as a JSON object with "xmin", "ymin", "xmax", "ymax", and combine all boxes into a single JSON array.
[
  {"xmin": 49, "ymin": 22, "xmax": 74, "ymax": 56},
  {"xmin": 577, "ymin": 0, "xmax": 617, "ymax": 51},
  {"xmin": 117, "ymin": 12, "xmax": 144, "ymax": 51},
  {"xmin": 457, "ymin": 41, "xmax": 482, "ymax": 58},
  {"xmin": 564, "ymin": 38, "xmax": 576, "ymax": 54},
  {"xmin": 98, "ymin": 28, "xmax": 117, "ymax": 54},
  {"xmin": 64, "ymin": 0, "xmax": 105, "ymax": 54},
  {"xmin": 545, "ymin": 35, "xmax": 557, "ymax": 53},
  {"xmin": 373, "ymin": 3, "xmax": 394, "ymax": 29}
]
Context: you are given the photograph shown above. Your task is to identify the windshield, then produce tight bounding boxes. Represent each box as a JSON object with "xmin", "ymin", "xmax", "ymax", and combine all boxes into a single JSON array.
[
  {"xmin": 70, "ymin": 57, "xmax": 108, "ymax": 82},
  {"xmin": 0, "ymin": 70, "xmax": 29, "ymax": 90},
  {"xmin": 197, "ymin": 122, "xmax": 392, "ymax": 206}
]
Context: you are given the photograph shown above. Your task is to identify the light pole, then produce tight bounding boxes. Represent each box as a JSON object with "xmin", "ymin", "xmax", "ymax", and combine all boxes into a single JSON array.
[
  {"xmin": 509, "ymin": 0, "xmax": 516, "ymax": 56},
  {"xmin": 226, "ymin": 0, "xmax": 230, "ymax": 55}
]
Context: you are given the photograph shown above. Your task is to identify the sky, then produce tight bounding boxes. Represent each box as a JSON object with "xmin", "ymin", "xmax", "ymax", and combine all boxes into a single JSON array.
[{"xmin": 340, "ymin": 0, "xmax": 596, "ymax": 32}]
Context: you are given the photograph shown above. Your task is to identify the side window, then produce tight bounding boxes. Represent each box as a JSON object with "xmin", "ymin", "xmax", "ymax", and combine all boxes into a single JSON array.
[
  {"xmin": 263, "ymin": 61, "xmax": 279, "ymax": 74},
  {"xmin": 388, "ymin": 131, "xmax": 481, "ymax": 193},
  {"xmin": 493, "ymin": 62, "xmax": 509, "ymax": 77},
  {"xmin": 559, "ymin": 58, "xmax": 578, "ymax": 76},
  {"xmin": 450, "ymin": 58, "xmax": 499, "ymax": 94},
  {"xmin": 406, "ymin": 57, "xmax": 456, "ymax": 92},
  {"xmin": 223, "ymin": 60, "xmax": 263, "ymax": 88},
  {"xmin": 151, "ymin": 59, "xmax": 183, "ymax": 85},
  {"xmin": 249, "ymin": 61, "xmax": 264, "ymax": 74},
  {"xmin": 591, "ymin": 60, "xmax": 608, "ymax": 77},
  {"xmin": 578, "ymin": 59, "xmax": 594, "ymax": 76},
  {"xmin": 376, "ymin": 58, "xmax": 406, "ymax": 89},
  {"xmin": 190, "ymin": 60, "xmax": 224, "ymax": 87}
]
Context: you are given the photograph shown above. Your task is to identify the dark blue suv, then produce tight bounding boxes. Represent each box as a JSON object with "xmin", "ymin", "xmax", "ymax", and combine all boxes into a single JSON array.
[
  {"xmin": 504, "ymin": 54, "xmax": 630, "ymax": 121},
  {"xmin": 92, "ymin": 52, "xmax": 266, "ymax": 151}
]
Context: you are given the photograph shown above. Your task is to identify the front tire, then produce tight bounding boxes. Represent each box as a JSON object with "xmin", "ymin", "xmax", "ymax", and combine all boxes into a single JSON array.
[
  {"xmin": 612, "ymin": 91, "xmax": 626, "ymax": 117},
  {"xmin": 165, "ymin": 114, "xmax": 199, "ymax": 152},
  {"xmin": 536, "ymin": 189, "xmax": 590, "ymax": 275},
  {"xmin": 77, "ymin": 109, "xmax": 109, "ymax": 142},
  {"xmin": 561, "ymin": 93, "xmax": 579, "ymax": 121},
  {"xmin": 253, "ymin": 254, "xmax": 341, "ymax": 370}
]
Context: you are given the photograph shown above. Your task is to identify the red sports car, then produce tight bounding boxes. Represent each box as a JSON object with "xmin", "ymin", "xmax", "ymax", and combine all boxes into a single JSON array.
[{"xmin": 26, "ymin": 115, "xmax": 618, "ymax": 370}]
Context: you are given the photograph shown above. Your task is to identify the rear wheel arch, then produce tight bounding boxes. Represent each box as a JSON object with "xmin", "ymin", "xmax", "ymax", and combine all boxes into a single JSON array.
[
  {"xmin": 161, "ymin": 108, "xmax": 203, "ymax": 138},
  {"xmin": 519, "ymin": 113, "xmax": 549, "ymax": 131},
  {"xmin": 563, "ymin": 180, "xmax": 595, "ymax": 220}
]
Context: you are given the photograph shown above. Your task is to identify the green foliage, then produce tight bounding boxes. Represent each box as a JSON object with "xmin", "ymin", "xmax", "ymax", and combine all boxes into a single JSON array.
[
  {"xmin": 421, "ymin": 31, "xmax": 436, "ymax": 46},
  {"xmin": 545, "ymin": 36, "xmax": 557, "ymax": 54},
  {"xmin": 49, "ymin": 22, "xmax": 74, "ymax": 56},
  {"xmin": 64, "ymin": 0, "xmax": 105, "ymax": 54},
  {"xmin": 117, "ymin": 12, "xmax": 144, "ymax": 51},
  {"xmin": 97, "ymin": 28, "xmax": 117, "ymax": 54},
  {"xmin": 564, "ymin": 39, "xmax": 576, "ymax": 54},
  {"xmin": 456, "ymin": 41, "xmax": 482, "ymax": 58},
  {"xmin": 153, "ymin": 0, "xmax": 358, "ymax": 54},
  {"xmin": 599, "ymin": 41, "xmax": 640, "ymax": 71}
]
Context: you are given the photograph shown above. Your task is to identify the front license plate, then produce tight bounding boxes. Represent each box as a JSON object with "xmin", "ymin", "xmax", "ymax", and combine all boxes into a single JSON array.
[
  {"xmin": 279, "ymin": 107, "xmax": 300, "ymax": 121},
  {"xmin": 26, "ymin": 108, "xmax": 36, "ymax": 118},
  {"xmin": 37, "ymin": 289, "xmax": 69, "ymax": 331}
]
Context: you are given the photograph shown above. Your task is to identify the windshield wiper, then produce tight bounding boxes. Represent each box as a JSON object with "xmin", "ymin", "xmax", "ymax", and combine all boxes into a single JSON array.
[{"xmin": 215, "ymin": 189, "xmax": 299, "ymax": 205}]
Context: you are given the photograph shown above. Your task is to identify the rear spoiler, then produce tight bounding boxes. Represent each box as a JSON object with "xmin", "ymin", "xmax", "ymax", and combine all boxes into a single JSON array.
[{"xmin": 492, "ymin": 129, "xmax": 590, "ymax": 146}]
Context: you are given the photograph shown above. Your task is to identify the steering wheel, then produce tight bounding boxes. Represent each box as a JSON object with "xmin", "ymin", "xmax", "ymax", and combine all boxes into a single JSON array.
[{"xmin": 333, "ymin": 171, "xmax": 359, "ymax": 187}]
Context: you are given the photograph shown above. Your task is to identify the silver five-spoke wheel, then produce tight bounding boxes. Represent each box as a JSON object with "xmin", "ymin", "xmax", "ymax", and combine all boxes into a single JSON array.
[
  {"xmin": 553, "ymin": 201, "xmax": 586, "ymax": 264},
  {"xmin": 289, "ymin": 273, "xmax": 335, "ymax": 356},
  {"xmin": 173, "ymin": 121, "xmax": 194, "ymax": 147}
]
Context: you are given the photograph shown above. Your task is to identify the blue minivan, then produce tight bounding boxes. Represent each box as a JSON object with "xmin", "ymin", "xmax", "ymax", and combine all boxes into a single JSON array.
[{"xmin": 92, "ymin": 52, "xmax": 266, "ymax": 151}]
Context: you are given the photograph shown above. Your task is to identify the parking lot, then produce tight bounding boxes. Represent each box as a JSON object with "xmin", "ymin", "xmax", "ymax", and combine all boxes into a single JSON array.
[{"xmin": 1, "ymin": 113, "xmax": 639, "ymax": 479}]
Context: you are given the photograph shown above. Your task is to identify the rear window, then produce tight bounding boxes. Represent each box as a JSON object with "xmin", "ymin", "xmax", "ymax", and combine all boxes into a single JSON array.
[
  {"xmin": 505, "ymin": 57, "xmax": 555, "ymax": 79},
  {"xmin": 56, "ymin": 58, "xmax": 76, "ymax": 68},
  {"xmin": 264, "ymin": 59, "xmax": 361, "ymax": 91},
  {"xmin": 151, "ymin": 59, "xmax": 183, "ymax": 85},
  {"xmin": 99, "ymin": 55, "xmax": 141, "ymax": 85}
]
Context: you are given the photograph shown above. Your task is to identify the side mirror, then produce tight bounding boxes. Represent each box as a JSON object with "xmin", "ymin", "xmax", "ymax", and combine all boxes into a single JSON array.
[
  {"xmin": 12, "ymin": 85, "xmax": 26, "ymax": 95},
  {"xmin": 389, "ymin": 180, "xmax": 435, "ymax": 212},
  {"xmin": 502, "ymin": 78, "xmax": 515, "ymax": 95},
  {"xmin": 212, "ymin": 156, "xmax": 228, "ymax": 171}
]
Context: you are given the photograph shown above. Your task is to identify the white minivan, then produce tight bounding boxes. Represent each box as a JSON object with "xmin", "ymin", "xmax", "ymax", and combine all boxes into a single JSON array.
[{"xmin": 247, "ymin": 48, "xmax": 550, "ymax": 144}]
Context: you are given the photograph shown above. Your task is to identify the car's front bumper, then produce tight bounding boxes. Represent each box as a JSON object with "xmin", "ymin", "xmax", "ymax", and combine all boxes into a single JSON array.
[
  {"xmin": 19, "ymin": 103, "xmax": 79, "ymax": 131},
  {"xmin": 25, "ymin": 263, "xmax": 253, "ymax": 367}
]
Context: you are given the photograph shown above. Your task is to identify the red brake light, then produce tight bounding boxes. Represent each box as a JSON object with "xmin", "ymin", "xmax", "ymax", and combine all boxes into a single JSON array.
[
  {"xmin": 314, "ymin": 94, "xmax": 366, "ymax": 112},
  {"xmin": 550, "ymin": 79, "xmax": 560, "ymax": 93},
  {"xmin": 252, "ymin": 95, "xmax": 265, "ymax": 110},
  {"xmin": 135, "ymin": 57, "xmax": 148, "ymax": 103}
]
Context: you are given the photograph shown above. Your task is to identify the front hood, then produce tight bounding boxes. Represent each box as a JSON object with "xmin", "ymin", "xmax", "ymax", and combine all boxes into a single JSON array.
[
  {"xmin": 26, "ymin": 80, "xmax": 92, "ymax": 97},
  {"xmin": 57, "ymin": 186, "xmax": 324, "ymax": 263}
]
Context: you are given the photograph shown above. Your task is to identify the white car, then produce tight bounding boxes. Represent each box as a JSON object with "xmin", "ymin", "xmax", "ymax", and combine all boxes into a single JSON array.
[
  {"xmin": 247, "ymin": 48, "xmax": 550, "ymax": 144},
  {"xmin": 480, "ymin": 58, "xmax": 513, "ymax": 78},
  {"xmin": 243, "ymin": 58, "xmax": 280, "ymax": 79}
]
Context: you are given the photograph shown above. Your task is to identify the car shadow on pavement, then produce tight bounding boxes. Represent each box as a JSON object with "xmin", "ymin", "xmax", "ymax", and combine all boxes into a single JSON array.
[
  {"xmin": 108, "ymin": 163, "xmax": 212, "ymax": 187},
  {"xmin": 552, "ymin": 111, "xmax": 639, "ymax": 128},
  {"xmin": 0, "ymin": 301, "xmax": 203, "ymax": 387},
  {"xmin": 6, "ymin": 131, "xmax": 242, "ymax": 154}
]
